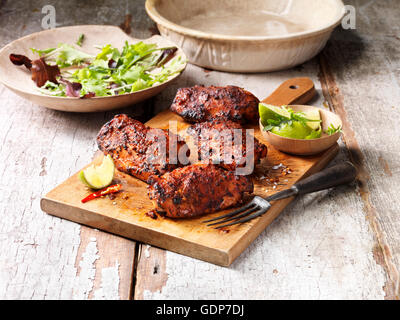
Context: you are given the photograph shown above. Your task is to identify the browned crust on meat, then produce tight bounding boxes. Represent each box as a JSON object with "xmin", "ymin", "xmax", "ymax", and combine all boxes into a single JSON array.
[
  {"xmin": 97, "ymin": 114, "xmax": 187, "ymax": 183},
  {"xmin": 147, "ymin": 163, "xmax": 253, "ymax": 218},
  {"xmin": 170, "ymin": 85, "xmax": 259, "ymax": 124},
  {"xmin": 186, "ymin": 120, "xmax": 268, "ymax": 171}
]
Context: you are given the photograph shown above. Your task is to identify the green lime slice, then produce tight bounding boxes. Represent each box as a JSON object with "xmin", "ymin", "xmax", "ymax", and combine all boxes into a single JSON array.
[
  {"xmin": 302, "ymin": 109, "xmax": 321, "ymax": 130},
  {"xmin": 271, "ymin": 121, "xmax": 313, "ymax": 139},
  {"xmin": 79, "ymin": 154, "xmax": 115, "ymax": 189},
  {"xmin": 259, "ymin": 103, "xmax": 291, "ymax": 126},
  {"xmin": 79, "ymin": 170, "xmax": 90, "ymax": 186}
]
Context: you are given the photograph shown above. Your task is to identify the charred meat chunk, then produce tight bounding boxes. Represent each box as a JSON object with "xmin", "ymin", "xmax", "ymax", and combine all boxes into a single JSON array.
[
  {"xmin": 148, "ymin": 163, "xmax": 253, "ymax": 218},
  {"xmin": 186, "ymin": 120, "xmax": 267, "ymax": 172},
  {"xmin": 170, "ymin": 85, "xmax": 259, "ymax": 124},
  {"xmin": 97, "ymin": 114, "xmax": 188, "ymax": 183}
]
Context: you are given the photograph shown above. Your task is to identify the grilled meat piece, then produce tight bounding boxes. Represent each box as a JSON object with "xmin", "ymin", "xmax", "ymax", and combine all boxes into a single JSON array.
[
  {"xmin": 97, "ymin": 114, "xmax": 188, "ymax": 183},
  {"xmin": 148, "ymin": 163, "xmax": 253, "ymax": 218},
  {"xmin": 186, "ymin": 120, "xmax": 268, "ymax": 172},
  {"xmin": 170, "ymin": 85, "xmax": 259, "ymax": 124}
]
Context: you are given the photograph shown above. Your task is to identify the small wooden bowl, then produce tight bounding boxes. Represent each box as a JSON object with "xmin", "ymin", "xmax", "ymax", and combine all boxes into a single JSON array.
[{"xmin": 259, "ymin": 105, "xmax": 342, "ymax": 156}]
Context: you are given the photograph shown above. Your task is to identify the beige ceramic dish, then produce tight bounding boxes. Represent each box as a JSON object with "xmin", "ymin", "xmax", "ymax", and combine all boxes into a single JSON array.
[
  {"xmin": 0, "ymin": 25, "xmax": 187, "ymax": 112},
  {"xmin": 146, "ymin": 0, "xmax": 345, "ymax": 73},
  {"xmin": 259, "ymin": 105, "xmax": 342, "ymax": 155}
]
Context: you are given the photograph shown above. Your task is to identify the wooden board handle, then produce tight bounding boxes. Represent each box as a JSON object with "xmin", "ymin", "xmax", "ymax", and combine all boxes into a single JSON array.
[{"xmin": 262, "ymin": 77, "xmax": 316, "ymax": 106}]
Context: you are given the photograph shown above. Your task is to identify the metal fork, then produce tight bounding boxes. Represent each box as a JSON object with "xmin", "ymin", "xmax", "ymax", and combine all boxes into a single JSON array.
[{"xmin": 203, "ymin": 162, "xmax": 357, "ymax": 229}]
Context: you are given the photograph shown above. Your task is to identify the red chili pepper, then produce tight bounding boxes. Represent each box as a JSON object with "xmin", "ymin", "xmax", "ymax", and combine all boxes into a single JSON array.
[{"xmin": 81, "ymin": 184, "xmax": 122, "ymax": 203}]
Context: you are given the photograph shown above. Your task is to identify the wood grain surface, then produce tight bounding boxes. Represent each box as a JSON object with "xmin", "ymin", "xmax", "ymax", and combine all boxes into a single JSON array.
[{"xmin": 0, "ymin": 0, "xmax": 399, "ymax": 300}]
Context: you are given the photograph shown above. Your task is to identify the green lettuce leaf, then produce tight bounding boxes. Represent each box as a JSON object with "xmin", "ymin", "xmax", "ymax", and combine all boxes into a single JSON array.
[
  {"xmin": 30, "ymin": 40, "xmax": 185, "ymax": 97},
  {"xmin": 305, "ymin": 127, "xmax": 322, "ymax": 140},
  {"xmin": 31, "ymin": 47, "xmax": 57, "ymax": 57},
  {"xmin": 55, "ymin": 44, "xmax": 94, "ymax": 68}
]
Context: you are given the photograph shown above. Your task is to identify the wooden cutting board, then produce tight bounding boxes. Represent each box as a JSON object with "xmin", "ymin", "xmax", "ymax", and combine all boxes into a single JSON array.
[{"xmin": 41, "ymin": 78, "xmax": 339, "ymax": 266}]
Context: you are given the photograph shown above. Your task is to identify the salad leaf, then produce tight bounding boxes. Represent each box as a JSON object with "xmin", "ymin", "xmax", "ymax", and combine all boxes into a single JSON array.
[
  {"xmin": 31, "ymin": 58, "xmax": 61, "ymax": 87},
  {"xmin": 38, "ymin": 81, "xmax": 65, "ymax": 96},
  {"xmin": 262, "ymin": 106, "xmax": 323, "ymax": 140},
  {"xmin": 119, "ymin": 66, "xmax": 144, "ymax": 83},
  {"xmin": 10, "ymin": 54, "xmax": 32, "ymax": 70},
  {"xmin": 74, "ymin": 65, "xmax": 109, "ymax": 81},
  {"xmin": 76, "ymin": 34, "xmax": 84, "ymax": 47},
  {"xmin": 30, "ymin": 47, "xmax": 56, "ymax": 57},
  {"xmin": 12, "ymin": 39, "xmax": 185, "ymax": 98},
  {"xmin": 130, "ymin": 78, "xmax": 148, "ymax": 92},
  {"xmin": 156, "ymin": 47, "xmax": 178, "ymax": 67},
  {"xmin": 121, "ymin": 41, "xmax": 157, "ymax": 68},
  {"xmin": 305, "ymin": 127, "xmax": 322, "ymax": 139},
  {"xmin": 325, "ymin": 124, "xmax": 342, "ymax": 135},
  {"xmin": 79, "ymin": 79, "xmax": 109, "ymax": 97},
  {"xmin": 263, "ymin": 107, "xmax": 321, "ymax": 132},
  {"xmin": 96, "ymin": 44, "xmax": 121, "ymax": 62},
  {"xmin": 55, "ymin": 44, "xmax": 94, "ymax": 67},
  {"xmin": 59, "ymin": 78, "xmax": 82, "ymax": 97},
  {"xmin": 30, "ymin": 43, "xmax": 94, "ymax": 68}
]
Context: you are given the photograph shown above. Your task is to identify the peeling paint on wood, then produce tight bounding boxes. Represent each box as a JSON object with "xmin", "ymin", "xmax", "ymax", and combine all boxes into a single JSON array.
[
  {"xmin": 93, "ymin": 261, "xmax": 121, "ymax": 300},
  {"xmin": 73, "ymin": 237, "xmax": 99, "ymax": 299},
  {"xmin": 77, "ymin": 227, "xmax": 136, "ymax": 300},
  {"xmin": 134, "ymin": 246, "xmax": 168, "ymax": 300}
]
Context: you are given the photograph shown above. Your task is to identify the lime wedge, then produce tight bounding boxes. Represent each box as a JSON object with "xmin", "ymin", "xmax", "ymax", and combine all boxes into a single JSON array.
[
  {"xmin": 259, "ymin": 103, "xmax": 291, "ymax": 126},
  {"xmin": 303, "ymin": 109, "xmax": 321, "ymax": 130},
  {"xmin": 79, "ymin": 155, "xmax": 115, "ymax": 189},
  {"xmin": 271, "ymin": 121, "xmax": 313, "ymax": 139}
]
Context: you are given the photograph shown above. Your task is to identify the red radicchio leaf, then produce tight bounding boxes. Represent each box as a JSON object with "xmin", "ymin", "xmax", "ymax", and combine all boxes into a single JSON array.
[
  {"xmin": 56, "ymin": 77, "xmax": 95, "ymax": 98},
  {"xmin": 156, "ymin": 47, "xmax": 178, "ymax": 67},
  {"xmin": 58, "ymin": 78, "xmax": 82, "ymax": 97},
  {"xmin": 108, "ymin": 59, "xmax": 117, "ymax": 68},
  {"xmin": 82, "ymin": 92, "xmax": 96, "ymax": 99},
  {"xmin": 31, "ymin": 58, "xmax": 61, "ymax": 87},
  {"xmin": 108, "ymin": 82, "xmax": 120, "ymax": 95},
  {"xmin": 11, "ymin": 54, "xmax": 60, "ymax": 87},
  {"xmin": 10, "ymin": 54, "xmax": 32, "ymax": 70}
]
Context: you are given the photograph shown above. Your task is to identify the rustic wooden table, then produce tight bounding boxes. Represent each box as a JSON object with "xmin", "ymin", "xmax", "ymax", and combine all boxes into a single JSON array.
[{"xmin": 0, "ymin": 0, "xmax": 398, "ymax": 300}]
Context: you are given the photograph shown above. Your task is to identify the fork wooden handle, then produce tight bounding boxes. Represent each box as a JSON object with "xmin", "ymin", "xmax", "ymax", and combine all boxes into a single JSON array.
[
  {"xmin": 267, "ymin": 162, "xmax": 357, "ymax": 201},
  {"xmin": 262, "ymin": 77, "xmax": 316, "ymax": 106}
]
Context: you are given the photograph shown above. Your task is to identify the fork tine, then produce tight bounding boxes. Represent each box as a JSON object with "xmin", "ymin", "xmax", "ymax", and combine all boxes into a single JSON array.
[
  {"xmin": 214, "ymin": 207, "xmax": 270, "ymax": 229},
  {"xmin": 202, "ymin": 201, "xmax": 256, "ymax": 223},
  {"xmin": 207, "ymin": 205, "xmax": 260, "ymax": 226}
]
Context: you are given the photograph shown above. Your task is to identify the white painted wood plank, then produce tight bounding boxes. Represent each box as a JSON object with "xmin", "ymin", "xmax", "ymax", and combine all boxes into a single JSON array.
[
  {"xmin": 318, "ymin": 0, "xmax": 400, "ymax": 298},
  {"xmin": 0, "ymin": 84, "xmax": 139, "ymax": 299},
  {"xmin": 0, "ymin": 0, "xmax": 154, "ymax": 300}
]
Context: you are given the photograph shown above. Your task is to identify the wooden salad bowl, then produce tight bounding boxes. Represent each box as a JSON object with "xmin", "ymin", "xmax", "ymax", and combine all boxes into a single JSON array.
[
  {"xmin": 259, "ymin": 105, "xmax": 342, "ymax": 156},
  {"xmin": 0, "ymin": 25, "xmax": 187, "ymax": 112}
]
